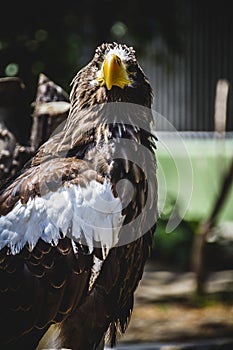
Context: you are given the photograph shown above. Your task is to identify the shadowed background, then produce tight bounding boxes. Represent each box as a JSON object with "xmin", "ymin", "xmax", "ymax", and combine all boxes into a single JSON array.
[{"xmin": 0, "ymin": 0, "xmax": 233, "ymax": 348}]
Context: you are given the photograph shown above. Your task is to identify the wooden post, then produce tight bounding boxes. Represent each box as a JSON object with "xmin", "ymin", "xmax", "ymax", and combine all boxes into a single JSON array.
[
  {"xmin": 0, "ymin": 74, "xmax": 70, "ymax": 183},
  {"xmin": 214, "ymin": 79, "xmax": 229, "ymax": 134},
  {"xmin": 192, "ymin": 79, "xmax": 231, "ymax": 295},
  {"xmin": 30, "ymin": 73, "xmax": 70, "ymax": 151}
]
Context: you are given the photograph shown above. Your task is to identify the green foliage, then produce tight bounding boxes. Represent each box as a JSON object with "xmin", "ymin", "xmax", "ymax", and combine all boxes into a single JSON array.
[
  {"xmin": 153, "ymin": 197, "xmax": 233, "ymax": 271},
  {"xmin": 152, "ymin": 205, "xmax": 199, "ymax": 270}
]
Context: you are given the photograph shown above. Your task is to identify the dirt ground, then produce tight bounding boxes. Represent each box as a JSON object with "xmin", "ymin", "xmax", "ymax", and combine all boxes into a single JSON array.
[{"xmin": 117, "ymin": 262, "xmax": 233, "ymax": 346}]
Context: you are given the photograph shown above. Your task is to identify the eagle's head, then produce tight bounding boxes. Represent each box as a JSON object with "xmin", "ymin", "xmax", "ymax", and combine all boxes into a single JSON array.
[
  {"xmin": 93, "ymin": 42, "xmax": 138, "ymax": 90},
  {"xmin": 71, "ymin": 42, "xmax": 153, "ymax": 109}
]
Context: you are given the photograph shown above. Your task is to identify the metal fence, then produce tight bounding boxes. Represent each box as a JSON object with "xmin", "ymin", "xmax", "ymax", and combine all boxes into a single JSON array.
[{"xmin": 142, "ymin": 1, "xmax": 233, "ymax": 132}]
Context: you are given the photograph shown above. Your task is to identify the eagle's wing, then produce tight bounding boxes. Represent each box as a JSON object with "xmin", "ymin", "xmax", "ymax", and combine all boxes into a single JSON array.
[
  {"xmin": 0, "ymin": 156, "xmax": 124, "ymax": 348},
  {"xmin": 56, "ymin": 151, "xmax": 157, "ymax": 349}
]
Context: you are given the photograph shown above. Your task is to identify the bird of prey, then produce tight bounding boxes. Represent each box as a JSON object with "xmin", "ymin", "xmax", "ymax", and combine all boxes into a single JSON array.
[{"xmin": 0, "ymin": 42, "xmax": 158, "ymax": 350}]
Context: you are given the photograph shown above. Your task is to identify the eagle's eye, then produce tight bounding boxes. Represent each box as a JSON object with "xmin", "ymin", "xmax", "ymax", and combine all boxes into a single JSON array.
[{"xmin": 127, "ymin": 64, "xmax": 137, "ymax": 74}]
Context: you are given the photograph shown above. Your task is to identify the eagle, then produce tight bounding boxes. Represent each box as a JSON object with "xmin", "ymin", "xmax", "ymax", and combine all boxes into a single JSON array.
[{"xmin": 0, "ymin": 42, "xmax": 158, "ymax": 350}]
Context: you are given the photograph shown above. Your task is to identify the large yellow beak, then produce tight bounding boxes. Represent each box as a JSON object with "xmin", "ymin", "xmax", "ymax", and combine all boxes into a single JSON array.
[{"xmin": 97, "ymin": 54, "xmax": 130, "ymax": 90}]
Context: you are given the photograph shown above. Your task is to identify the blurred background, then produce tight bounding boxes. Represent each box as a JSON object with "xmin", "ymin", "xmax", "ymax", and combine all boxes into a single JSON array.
[{"xmin": 0, "ymin": 0, "xmax": 233, "ymax": 348}]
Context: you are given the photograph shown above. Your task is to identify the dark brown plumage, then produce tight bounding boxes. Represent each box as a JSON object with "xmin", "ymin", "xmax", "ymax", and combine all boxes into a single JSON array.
[{"xmin": 0, "ymin": 42, "xmax": 158, "ymax": 349}]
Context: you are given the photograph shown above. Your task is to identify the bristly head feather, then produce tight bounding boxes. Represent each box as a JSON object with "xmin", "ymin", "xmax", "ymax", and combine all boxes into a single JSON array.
[{"xmin": 94, "ymin": 42, "xmax": 136, "ymax": 64}]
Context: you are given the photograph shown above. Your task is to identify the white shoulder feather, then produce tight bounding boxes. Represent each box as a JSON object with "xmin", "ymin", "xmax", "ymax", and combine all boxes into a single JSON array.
[{"xmin": 0, "ymin": 180, "xmax": 124, "ymax": 256}]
